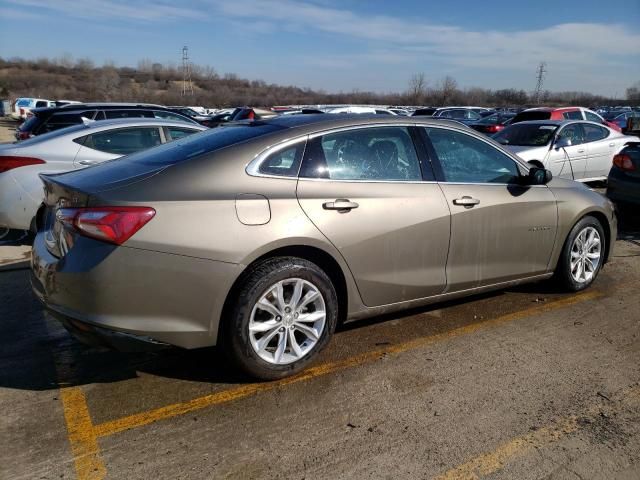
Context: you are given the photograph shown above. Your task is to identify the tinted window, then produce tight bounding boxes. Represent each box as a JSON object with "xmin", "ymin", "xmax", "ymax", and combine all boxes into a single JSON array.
[
  {"xmin": 583, "ymin": 124, "xmax": 609, "ymax": 142},
  {"xmin": 557, "ymin": 124, "xmax": 585, "ymax": 145},
  {"xmin": 104, "ymin": 110, "xmax": 154, "ymax": 119},
  {"xmin": 512, "ymin": 111, "xmax": 552, "ymax": 123},
  {"xmin": 585, "ymin": 111, "xmax": 602, "ymax": 123},
  {"xmin": 35, "ymin": 101, "xmax": 49, "ymax": 108},
  {"xmin": 425, "ymin": 128, "xmax": 520, "ymax": 184},
  {"xmin": 301, "ymin": 127, "xmax": 421, "ymax": 181},
  {"xmin": 259, "ymin": 143, "xmax": 304, "ymax": 177},
  {"xmin": 153, "ymin": 110, "xmax": 193, "ymax": 123},
  {"xmin": 84, "ymin": 127, "xmax": 162, "ymax": 155},
  {"xmin": 165, "ymin": 126, "xmax": 201, "ymax": 141},
  {"xmin": 493, "ymin": 124, "xmax": 558, "ymax": 146},
  {"xmin": 16, "ymin": 99, "xmax": 31, "ymax": 107},
  {"xmin": 563, "ymin": 111, "xmax": 583, "ymax": 120},
  {"xmin": 41, "ymin": 111, "xmax": 97, "ymax": 133}
]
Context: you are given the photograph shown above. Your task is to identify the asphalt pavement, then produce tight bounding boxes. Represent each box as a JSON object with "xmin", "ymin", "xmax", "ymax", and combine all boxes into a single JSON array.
[{"xmin": 1, "ymin": 211, "xmax": 639, "ymax": 480}]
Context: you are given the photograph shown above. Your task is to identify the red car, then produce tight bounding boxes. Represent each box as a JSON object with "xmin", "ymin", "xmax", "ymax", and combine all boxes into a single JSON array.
[{"xmin": 512, "ymin": 107, "xmax": 622, "ymax": 132}]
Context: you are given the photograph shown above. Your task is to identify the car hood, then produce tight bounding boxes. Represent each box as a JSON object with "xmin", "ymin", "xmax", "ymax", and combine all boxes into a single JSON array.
[{"xmin": 503, "ymin": 145, "xmax": 549, "ymax": 161}]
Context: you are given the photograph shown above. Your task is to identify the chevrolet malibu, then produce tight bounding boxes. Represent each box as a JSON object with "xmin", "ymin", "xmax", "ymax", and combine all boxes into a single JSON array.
[{"xmin": 31, "ymin": 115, "xmax": 617, "ymax": 379}]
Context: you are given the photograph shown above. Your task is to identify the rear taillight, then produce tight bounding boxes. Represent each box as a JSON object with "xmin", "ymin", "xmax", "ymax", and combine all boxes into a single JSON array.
[
  {"xmin": 57, "ymin": 207, "xmax": 156, "ymax": 245},
  {"xmin": 0, "ymin": 156, "xmax": 45, "ymax": 173},
  {"xmin": 19, "ymin": 108, "xmax": 24, "ymax": 116},
  {"xmin": 613, "ymin": 154, "xmax": 636, "ymax": 171},
  {"xmin": 485, "ymin": 125, "xmax": 502, "ymax": 133}
]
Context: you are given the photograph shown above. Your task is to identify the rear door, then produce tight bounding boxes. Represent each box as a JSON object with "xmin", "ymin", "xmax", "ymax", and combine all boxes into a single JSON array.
[
  {"xmin": 546, "ymin": 123, "xmax": 587, "ymax": 180},
  {"xmin": 73, "ymin": 127, "xmax": 163, "ymax": 168},
  {"xmin": 582, "ymin": 123, "xmax": 615, "ymax": 180},
  {"xmin": 296, "ymin": 125, "xmax": 451, "ymax": 307},
  {"xmin": 422, "ymin": 126, "xmax": 557, "ymax": 291}
]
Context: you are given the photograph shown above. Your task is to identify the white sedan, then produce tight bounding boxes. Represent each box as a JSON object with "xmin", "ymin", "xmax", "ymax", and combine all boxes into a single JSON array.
[
  {"xmin": 0, "ymin": 118, "xmax": 206, "ymax": 234},
  {"xmin": 493, "ymin": 120, "xmax": 639, "ymax": 182}
]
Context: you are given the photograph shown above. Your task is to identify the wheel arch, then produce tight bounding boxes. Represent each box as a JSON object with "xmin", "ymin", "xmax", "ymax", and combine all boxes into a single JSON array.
[{"xmin": 218, "ymin": 244, "xmax": 351, "ymax": 345}]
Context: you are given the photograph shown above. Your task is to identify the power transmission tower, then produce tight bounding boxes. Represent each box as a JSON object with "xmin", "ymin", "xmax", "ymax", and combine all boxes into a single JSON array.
[
  {"xmin": 181, "ymin": 46, "xmax": 194, "ymax": 97},
  {"xmin": 533, "ymin": 62, "xmax": 547, "ymax": 104}
]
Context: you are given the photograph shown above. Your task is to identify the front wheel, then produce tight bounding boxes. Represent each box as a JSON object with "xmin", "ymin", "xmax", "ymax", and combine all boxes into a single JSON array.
[
  {"xmin": 554, "ymin": 216, "xmax": 605, "ymax": 291},
  {"xmin": 222, "ymin": 257, "xmax": 338, "ymax": 380}
]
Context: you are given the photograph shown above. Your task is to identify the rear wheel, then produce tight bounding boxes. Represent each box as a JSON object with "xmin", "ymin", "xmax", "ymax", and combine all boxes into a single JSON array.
[
  {"xmin": 554, "ymin": 216, "xmax": 605, "ymax": 291},
  {"xmin": 223, "ymin": 257, "xmax": 338, "ymax": 380}
]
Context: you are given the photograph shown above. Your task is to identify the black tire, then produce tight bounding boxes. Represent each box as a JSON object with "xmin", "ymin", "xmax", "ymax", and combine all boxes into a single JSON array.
[
  {"xmin": 222, "ymin": 256, "xmax": 338, "ymax": 380},
  {"xmin": 553, "ymin": 215, "xmax": 605, "ymax": 292}
]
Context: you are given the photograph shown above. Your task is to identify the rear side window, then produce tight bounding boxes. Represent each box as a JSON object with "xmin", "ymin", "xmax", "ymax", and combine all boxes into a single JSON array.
[
  {"xmin": 585, "ymin": 111, "xmax": 602, "ymax": 123},
  {"xmin": 83, "ymin": 127, "xmax": 162, "ymax": 155},
  {"xmin": 583, "ymin": 124, "xmax": 609, "ymax": 142},
  {"xmin": 300, "ymin": 127, "xmax": 422, "ymax": 181},
  {"xmin": 104, "ymin": 110, "xmax": 154, "ymax": 119},
  {"xmin": 563, "ymin": 111, "xmax": 583, "ymax": 120},
  {"xmin": 259, "ymin": 143, "xmax": 305, "ymax": 177},
  {"xmin": 35, "ymin": 101, "xmax": 49, "ymax": 108},
  {"xmin": 40, "ymin": 111, "xmax": 97, "ymax": 133}
]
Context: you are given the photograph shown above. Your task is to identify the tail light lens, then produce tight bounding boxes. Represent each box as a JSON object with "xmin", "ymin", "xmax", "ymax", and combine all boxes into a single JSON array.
[
  {"xmin": 17, "ymin": 131, "xmax": 33, "ymax": 140},
  {"xmin": 57, "ymin": 207, "xmax": 156, "ymax": 245},
  {"xmin": 485, "ymin": 125, "xmax": 503, "ymax": 133},
  {"xmin": 613, "ymin": 154, "xmax": 636, "ymax": 171},
  {"xmin": 19, "ymin": 108, "xmax": 24, "ymax": 116},
  {"xmin": 0, "ymin": 156, "xmax": 45, "ymax": 173}
]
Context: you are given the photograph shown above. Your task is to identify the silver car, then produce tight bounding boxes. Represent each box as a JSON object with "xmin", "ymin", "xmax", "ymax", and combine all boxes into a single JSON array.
[
  {"xmin": 0, "ymin": 118, "xmax": 206, "ymax": 232},
  {"xmin": 31, "ymin": 115, "xmax": 617, "ymax": 380},
  {"xmin": 494, "ymin": 120, "xmax": 639, "ymax": 182}
]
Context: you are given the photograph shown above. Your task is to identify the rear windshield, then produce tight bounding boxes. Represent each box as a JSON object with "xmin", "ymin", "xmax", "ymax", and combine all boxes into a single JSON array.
[
  {"xmin": 512, "ymin": 111, "xmax": 552, "ymax": 123},
  {"xmin": 493, "ymin": 124, "xmax": 558, "ymax": 147},
  {"xmin": 476, "ymin": 113, "xmax": 514, "ymax": 125},
  {"xmin": 103, "ymin": 123, "xmax": 286, "ymax": 167}
]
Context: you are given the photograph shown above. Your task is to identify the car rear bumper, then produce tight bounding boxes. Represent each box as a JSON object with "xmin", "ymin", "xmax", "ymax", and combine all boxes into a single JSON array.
[
  {"xmin": 30, "ymin": 232, "xmax": 242, "ymax": 349},
  {"xmin": 607, "ymin": 169, "xmax": 640, "ymax": 205}
]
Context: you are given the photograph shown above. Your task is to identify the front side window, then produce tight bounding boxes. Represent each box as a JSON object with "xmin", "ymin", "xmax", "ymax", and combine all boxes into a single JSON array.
[
  {"xmin": 165, "ymin": 126, "xmax": 201, "ymax": 141},
  {"xmin": 153, "ymin": 110, "xmax": 192, "ymax": 123},
  {"xmin": 300, "ymin": 127, "xmax": 422, "ymax": 181},
  {"xmin": 557, "ymin": 124, "xmax": 585, "ymax": 146},
  {"xmin": 259, "ymin": 143, "xmax": 305, "ymax": 177},
  {"xmin": 583, "ymin": 124, "xmax": 609, "ymax": 142},
  {"xmin": 425, "ymin": 128, "xmax": 521, "ymax": 184},
  {"xmin": 83, "ymin": 127, "xmax": 162, "ymax": 155}
]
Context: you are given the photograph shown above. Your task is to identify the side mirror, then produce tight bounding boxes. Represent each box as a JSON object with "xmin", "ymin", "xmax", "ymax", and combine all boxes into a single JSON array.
[
  {"xmin": 554, "ymin": 137, "xmax": 572, "ymax": 149},
  {"xmin": 528, "ymin": 167, "xmax": 553, "ymax": 185}
]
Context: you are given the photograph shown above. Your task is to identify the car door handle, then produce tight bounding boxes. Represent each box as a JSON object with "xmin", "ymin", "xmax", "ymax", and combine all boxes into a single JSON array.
[
  {"xmin": 609, "ymin": 143, "xmax": 615, "ymax": 147},
  {"xmin": 323, "ymin": 199, "xmax": 359, "ymax": 211},
  {"xmin": 453, "ymin": 196, "xmax": 480, "ymax": 208},
  {"xmin": 77, "ymin": 160, "xmax": 99, "ymax": 166},
  {"xmin": 577, "ymin": 149, "xmax": 585, "ymax": 153}
]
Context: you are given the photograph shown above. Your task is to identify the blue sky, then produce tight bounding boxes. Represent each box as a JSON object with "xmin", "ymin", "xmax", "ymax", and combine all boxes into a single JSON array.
[{"xmin": 1, "ymin": 0, "xmax": 639, "ymax": 97}]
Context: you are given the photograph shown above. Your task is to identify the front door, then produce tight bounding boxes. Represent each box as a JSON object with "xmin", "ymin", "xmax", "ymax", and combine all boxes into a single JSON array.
[
  {"xmin": 546, "ymin": 123, "xmax": 587, "ymax": 180},
  {"xmin": 422, "ymin": 126, "xmax": 558, "ymax": 291},
  {"xmin": 296, "ymin": 126, "xmax": 451, "ymax": 307}
]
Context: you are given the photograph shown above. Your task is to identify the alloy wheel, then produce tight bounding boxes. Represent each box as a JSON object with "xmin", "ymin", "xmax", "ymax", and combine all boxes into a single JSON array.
[
  {"xmin": 570, "ymin": 226, "xmax": 601, "ymax": 284},
  {"xmin": 248, "ymin": 278, "xmax": 326, "ymax": 365}
]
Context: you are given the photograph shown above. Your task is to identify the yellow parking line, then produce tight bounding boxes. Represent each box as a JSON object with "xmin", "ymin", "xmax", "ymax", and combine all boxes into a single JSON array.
[
  {"xmin": 93, "ymin": 289, "xmax": 602, "ymax": 438},
  {"xmin": 434, "ymin": 384, "xmax": 640, "ymax": 480},
  {"xmin": 59, "ymin": 387, "xmax": 106, "ymax": 480}
]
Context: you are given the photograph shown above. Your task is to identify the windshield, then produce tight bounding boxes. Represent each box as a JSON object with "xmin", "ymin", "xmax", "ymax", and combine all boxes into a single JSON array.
[{"xmin": 493, "ymin": 124, "xmax": 558, "ymax": 147}]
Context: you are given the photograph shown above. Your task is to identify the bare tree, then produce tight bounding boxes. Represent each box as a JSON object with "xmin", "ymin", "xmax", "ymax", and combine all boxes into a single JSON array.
[{"xmin": 407, "ymin": 73, "xmax": 428, "ymax": 104}]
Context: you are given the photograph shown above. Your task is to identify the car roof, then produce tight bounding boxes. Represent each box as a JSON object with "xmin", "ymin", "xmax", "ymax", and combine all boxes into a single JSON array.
[
  {"xmin": 241, "ymin": 113, "xmax": 470, "ymax": 135},
  {"xmin": 31, "ymin": 103, "xmax": 170, "ymax": 114}
]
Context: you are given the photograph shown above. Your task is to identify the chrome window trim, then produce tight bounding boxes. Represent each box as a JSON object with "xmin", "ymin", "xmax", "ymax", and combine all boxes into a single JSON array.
[{"xmin": 245, "ymin": 136, "xmax": 309, "ymax": 178}]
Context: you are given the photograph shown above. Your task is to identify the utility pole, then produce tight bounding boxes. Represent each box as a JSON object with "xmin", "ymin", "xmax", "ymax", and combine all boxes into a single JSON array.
[
  {"xmin": 533, "ymin": 62, "xmax": 547, "ymax": 105},
  {"xmin": 181, "ymin": 46, "xmax": 193, "ymax": 97}
]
